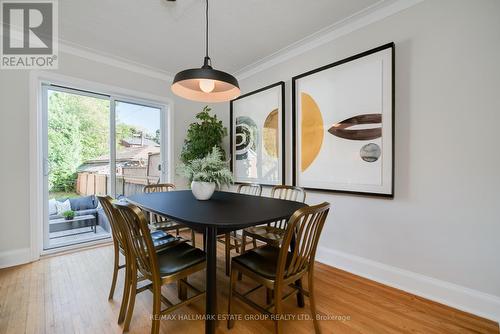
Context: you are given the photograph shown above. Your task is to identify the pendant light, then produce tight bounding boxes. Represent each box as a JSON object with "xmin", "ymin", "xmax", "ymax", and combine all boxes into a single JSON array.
[{"xmin": 171, "ymin": 0, "xmax": 240, "ymax": 102}]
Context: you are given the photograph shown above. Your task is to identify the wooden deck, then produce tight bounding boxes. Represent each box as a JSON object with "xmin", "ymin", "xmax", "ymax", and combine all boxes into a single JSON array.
[
  {"xmin": 48, "ymin": 225, "xmax": 111, "ymax": 249},
  {"xmin": 0, "ymin": 233, "xmax": 498, "ymax": 334}
]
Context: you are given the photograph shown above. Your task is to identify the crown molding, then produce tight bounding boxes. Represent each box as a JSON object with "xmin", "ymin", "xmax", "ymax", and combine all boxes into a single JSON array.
[
  {"xmin": 59, "ymin": 40, "xmax": 174, "ymax": 82},
  {"xmin": 234, "ymin": 0, "xmax": 424, "ymax": 80}
]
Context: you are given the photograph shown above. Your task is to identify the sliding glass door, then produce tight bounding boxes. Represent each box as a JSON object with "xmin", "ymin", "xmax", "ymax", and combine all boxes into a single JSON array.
[
  {"xmin": 42, "ymin": 84, "xmax": 167, "ymax": 250},
  {"xmin": 114, "ymin": 101, "xmax": 163, "ymax": 198}
]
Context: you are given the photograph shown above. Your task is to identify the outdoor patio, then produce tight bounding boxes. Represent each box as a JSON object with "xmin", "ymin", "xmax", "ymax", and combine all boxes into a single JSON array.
[
  {"xmin": 49, "ymin": 225, "xmax": 110, "ymax": 249},
  {"xmin": 46, "ymin": 133, "xmax": 162, "ymax": 250}
]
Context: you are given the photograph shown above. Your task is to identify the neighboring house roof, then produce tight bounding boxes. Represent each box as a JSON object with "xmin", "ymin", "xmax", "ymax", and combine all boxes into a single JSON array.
[
  {"xmin": 121, "ymin": 137, "xmax": 159, "ymax": 147},
  {"xmin": 77, "ymin": 162, "xmax": 114, "ymax": 174},
  {"xmin": 83, "ymin": 145, "xmax": 160, "ymax": 165},
  {"xmin": 78, "ymin": 160, "xmax": 144, "ymax": 174}
]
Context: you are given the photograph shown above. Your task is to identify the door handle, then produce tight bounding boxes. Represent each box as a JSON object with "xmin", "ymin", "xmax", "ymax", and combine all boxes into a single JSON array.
[
  {"xmin": 160, "ymin": 161, "xmax": 168, "ymax": 181},
  {"xmin": 43, "ymin": 158, "xmax": 50, "ymax": 176}
]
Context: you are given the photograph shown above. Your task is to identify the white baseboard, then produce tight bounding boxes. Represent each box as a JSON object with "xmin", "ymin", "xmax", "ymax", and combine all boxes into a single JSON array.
[
  {"xmin": 0, "ymin": 248, "xmax": 32, "ymax": 269},
  {"xmin": 316, "ymin": 247, "xmax": 500, "ymax": 324}
]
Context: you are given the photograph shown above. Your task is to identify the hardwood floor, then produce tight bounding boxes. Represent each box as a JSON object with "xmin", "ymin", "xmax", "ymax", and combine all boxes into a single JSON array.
[{"xmin": 0, "ymin": 235, "xmax": 498, "ymax": 334}]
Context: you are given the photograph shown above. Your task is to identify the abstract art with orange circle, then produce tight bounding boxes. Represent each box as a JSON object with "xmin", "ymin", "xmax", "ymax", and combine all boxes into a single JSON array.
[{"xmin": 293, "ymin": 43, "xmax": 394, "ymax": 197}]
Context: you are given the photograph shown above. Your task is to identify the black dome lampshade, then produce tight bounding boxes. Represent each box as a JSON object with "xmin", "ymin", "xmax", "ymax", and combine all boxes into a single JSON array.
[
  {"xmin": 171, "ymin": 57, "xmax": 240, "ymax": 103},
  {"xmin": 171, "ymin": 0, "xmax": 240, "ymax": 102}
]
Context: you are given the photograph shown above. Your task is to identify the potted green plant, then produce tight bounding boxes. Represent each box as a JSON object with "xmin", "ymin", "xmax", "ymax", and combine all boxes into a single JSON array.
[
  {"xmin": 62, "ymin": 210, "xmax": 75, "ymax": 220},
  {"xmin": 177, "ymin": 146, "xmax": 233, "ymax": 200},
  {"xmin": 180, "ymin": 106, "xmax": 227, "ymax": 164}
]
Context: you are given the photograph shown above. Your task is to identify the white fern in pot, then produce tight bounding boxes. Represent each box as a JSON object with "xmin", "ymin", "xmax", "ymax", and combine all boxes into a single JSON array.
[{"xmin": 177, "ymin": 146, "xmax": 233, "ymax": 199}]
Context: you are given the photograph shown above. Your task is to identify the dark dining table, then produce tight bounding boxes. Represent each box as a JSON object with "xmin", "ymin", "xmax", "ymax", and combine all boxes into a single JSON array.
[{"xmin": 127, "ymin": 190, "xmax": 307, "ymax": 334}]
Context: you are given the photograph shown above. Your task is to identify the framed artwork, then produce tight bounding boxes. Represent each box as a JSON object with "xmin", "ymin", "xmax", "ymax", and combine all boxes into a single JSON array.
[
  {"xmin": 292, "ymin": 43, "xmax": 394, "ymax": 197},
  {"xmin": 230, "ymin": 82, "xmax": 285, "ymax": 186}
]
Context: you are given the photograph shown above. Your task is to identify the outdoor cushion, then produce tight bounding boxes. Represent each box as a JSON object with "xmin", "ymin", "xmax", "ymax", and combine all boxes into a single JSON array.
[
  {"xmin": 97, "ymin": 208, "xmax": 110, "ymax": 232},
  {"xmin": 74, "ymin": 208, "xmax": 98, "ymax": 217},
  {"xmin": 70, "ymin": 195, "xmax": 97, "ymax": 211},
  {"xmin": 55, "ymin": 199, "xmax": 71, "ymax": 215}
]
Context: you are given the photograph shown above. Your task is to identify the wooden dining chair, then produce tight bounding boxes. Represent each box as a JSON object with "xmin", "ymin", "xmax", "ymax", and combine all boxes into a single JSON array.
[
  {"xmin": 228, "ymin": 202, "xmax": 330, "ymax": 334},
  {"xmin": 98, "ymin": 196, "xmax": 186, "ymax": 326},
  {"xmin": 98, "ymin": 195, "xmax": 129, "ymax": 323},
  {"xmin": 143, "ymin": 183, "xmax": 196, "ymax": 246},
  {"xmin": 241, "ymin": 185, "xmax": 306, "ymax": 253},
  {"xmin": 113, "ymin": 201, "xmax": 206, "ymax": 334},
  {"xmin": 236, "ymin": 183, "xmax": 263, "ymax": 196},
  {"xmin": 217, "ymin": 183, "xmax": 263, "ymax": 275}
]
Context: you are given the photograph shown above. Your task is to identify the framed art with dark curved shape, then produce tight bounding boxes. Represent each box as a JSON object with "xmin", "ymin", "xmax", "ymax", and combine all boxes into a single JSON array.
[
  {"xmin": 230, "ymin": 82, "xmax": 285, "ymax": 186},
  {"xmin": 292, "ymin": 43, "xmax": 394, "ymax": 197}
]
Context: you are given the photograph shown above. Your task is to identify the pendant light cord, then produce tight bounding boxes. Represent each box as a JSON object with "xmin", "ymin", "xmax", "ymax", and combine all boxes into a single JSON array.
[{"xmin": 205, "ymin": 0, "xmax": 209, "ymax": 60}]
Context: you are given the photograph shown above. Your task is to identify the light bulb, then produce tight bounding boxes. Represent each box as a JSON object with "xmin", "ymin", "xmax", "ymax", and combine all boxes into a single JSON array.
[{"xmin": 199, "ymin": 79, "xmax": 215, "ymax": 93}]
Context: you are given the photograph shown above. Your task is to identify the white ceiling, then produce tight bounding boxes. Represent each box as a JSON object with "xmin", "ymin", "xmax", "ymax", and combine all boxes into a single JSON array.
[{"xmin": 59, "ymin": 0, "xmax": 390, "ymax": 75}]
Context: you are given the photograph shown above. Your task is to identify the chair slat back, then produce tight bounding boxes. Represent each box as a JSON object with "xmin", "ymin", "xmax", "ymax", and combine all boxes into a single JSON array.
[
  {"xmin": 97, "ymin": 196, "xmax": 127, "ymax": 251},
  {"xmin": 270, "ymin": 185, "xmax": 306, "ymax": 229},
  {"xmin": 143, "ymin": 183, "xmax": 176, "ymax": 193},
  {"xmin": 143, "ymin": 183, "xmax": 176, "ymax": 223},
  {"xmin": 277, "ymin": 202, "xmax": 330, "ymax": 280},
  {"xmin": 271, "ymin": 185, "xmax": 306, "ymax": 202},
  {"xmin": 113, "ymin": 201, "xmax": 159, "ymax": 281},
  {"xmin": 237, "ymin": 184, "xmax": 262, "ymax": 196}
]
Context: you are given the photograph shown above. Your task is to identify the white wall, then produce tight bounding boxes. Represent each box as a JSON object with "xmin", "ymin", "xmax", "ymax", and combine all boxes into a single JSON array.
[
  {"xmin": 0, "ymin": 51, "xmax": 205, "ymax": 257},
  {"xmin": 218, "ymin": 0, "xmax": 500, "ymax": 320},
  {"xmin": 0, "ymin": 70, "xmax": 31, "ymax": 254}
]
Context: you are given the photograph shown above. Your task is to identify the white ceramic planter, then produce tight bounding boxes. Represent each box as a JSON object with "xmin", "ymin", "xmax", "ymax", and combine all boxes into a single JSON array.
[{"xmin": 191, "ymin": 181, "xmax": 216, "ymax": 200}]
